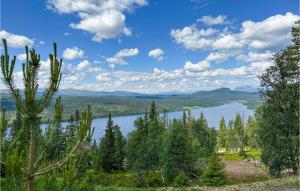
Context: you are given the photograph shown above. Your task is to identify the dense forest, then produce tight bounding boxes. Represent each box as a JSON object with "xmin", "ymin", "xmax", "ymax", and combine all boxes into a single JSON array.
[
  {"xmin": 0, "ymin": 22, "xmax": 299, "ymax": 191},
  {"xmin": 1, "ymin": 87, "xmax": 261, "ymax": 122}
]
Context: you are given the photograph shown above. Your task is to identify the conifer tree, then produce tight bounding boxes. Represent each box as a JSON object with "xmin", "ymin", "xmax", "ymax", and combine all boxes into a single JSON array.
[
  {"xmin": 218, "ymin": 116, "xmax": 227, "ymax": 150},
  {"xmin": 200, "ymin": 154, "xmax": 228, "ymax": 186},
  {"xmin": 99, "ymin": 113, "xmax": 115, "ymax": 172},
  {"xmin": 233, "ymin": 113, "xmax": 247, "ymax": 154},
  {"xmin": 162, "ymin": 119, "xmax": 195, "ymax": 184},
  {"xmin": 246, "ymin": 116, "xmax": 259, "ymax": 148},
  {"xmin": 0, "ymin": 39, "xmax": 94, "ymax": 191},
  {"xmin": 257, "ymin": 21, "xmax": 299, "ymax": 176},
  {"xmin": 113, "ymin": 125, "xmax": 125, "ymax": 170}
]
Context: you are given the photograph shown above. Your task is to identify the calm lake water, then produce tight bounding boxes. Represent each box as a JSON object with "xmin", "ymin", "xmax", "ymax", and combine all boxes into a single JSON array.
[{"xmin": 49, "ymin": 102, "xmax": 254, "ymax": 141}]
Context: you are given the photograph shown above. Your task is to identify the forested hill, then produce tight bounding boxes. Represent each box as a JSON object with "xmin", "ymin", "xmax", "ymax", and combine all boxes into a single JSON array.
[{"xmin": 1, "ymin": 87, "xmax": 261, "ymax": 121}]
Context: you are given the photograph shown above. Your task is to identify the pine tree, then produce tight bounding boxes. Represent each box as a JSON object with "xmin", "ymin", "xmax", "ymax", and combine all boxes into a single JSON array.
[
  {"xmin": 257, "ymin": 21, "xmax": 299, "ymax": 176},
  {"xmin": 149, "ymin": 101, "xmax": 158, "ymax": 121},
  {"xmin": 227, "ymin": 120, "xmax": 237, "ymax": 151},
  {"xmin": 200, "ymin": 154, "xmax": 228, "ymax": 186},
  {"xmin": 0, "ymin": 39, "xmax": 94, "ymax": 191},
  {"xmin": 218, "ymin": 116, "xmax": 227, "ymax": 150},
  {"xmin": 233, "ymin": 113, "xmax": 247, "ymax": 154},
  {"xmin": 113, "ymin": 125, "xmax": 125, "ymax": 171},
  {"xmin": 182, "ymin": 111, "xmax": 187, "ymax": 127},
  {"xmin": 99, "ymin": 113, "xmax": 115, "ymax": 172},
  {"xmin": 192, "ymin": 113, "xmax": 216, "ymax": 157},
  {"xmin": 75, "ymin": 110, "xmax": 80, "ymax": 125},
  {"xmin": 246, "ymin": 116, "xmax": 259, "ymax": 148},
  {"xmin": 162, "ymin": 119, "xmax": 195, "ymax": 184}
]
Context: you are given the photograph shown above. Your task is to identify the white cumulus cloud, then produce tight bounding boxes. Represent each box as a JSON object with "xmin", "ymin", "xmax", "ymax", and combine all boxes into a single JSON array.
[
  {"xmin": 148, "ymin": 48, "xmax": 164, "ymax": 61},
  {"xmin": 47, "ymin": 0, "xmax": 148, "ymax": 42},
  {"xmin": 184, "ymin": 60, "xmax": 210, "ymax": 72},
  {"xmin": 77, "ymin": 60, "xmax": 90, "ymax": 71},
  {"xmin": 0, "ymin": 30, "xmax": 34, "ymax": 48},
  {"xmin": 106, "ymin": 48, "xmax": 139, "ymax": 66},
  {"xmin": 63, "ymin": 47, "xmax": 84, "ymax": 60},
  {"xmin": 197, "ymin": 15, "xmax": 228, "ymax": 25}
]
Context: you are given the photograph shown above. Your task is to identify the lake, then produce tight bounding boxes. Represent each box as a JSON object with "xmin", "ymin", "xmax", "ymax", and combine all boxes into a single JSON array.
[{"xmin": 50, "ymin": 102, "xmax": 254, "ymax": 141}]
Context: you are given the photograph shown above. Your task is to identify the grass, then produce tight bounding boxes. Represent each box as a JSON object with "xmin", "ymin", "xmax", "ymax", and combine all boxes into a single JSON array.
[
  {"xmin": 95, "ymin": 186, "xmax": 157, "ymax": 191},
  {"xmin": 220, "ymin": 148, "xmax": 261, "ymax": 161},
  {"xmin": 157, "ymin": 176, "xmax": 299, "ymax": 191}
]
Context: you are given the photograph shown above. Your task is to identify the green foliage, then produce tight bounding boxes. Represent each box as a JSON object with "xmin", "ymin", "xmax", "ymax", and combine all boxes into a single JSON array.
[
  {"xmin": 233, "ymin": 113, "xmax": 247, "ymax": 154},
  {"xmin": 161, "ymin": 119, "xmax": 195, "ymax": 184},
  {"xmin": 174, "ymin": 171, "xmax": 190, "ymax": 187},
  {"xmin": 200, "ymin": 154, "xmax": 228, "ymax": 186},
  {"xmin": 246, "ymin": 116, "xmax": 259, "ymax": 148},
  {"xmin": 218, "ymin": 116, "xmax": 227, "ymax": 149},
  {"xmin": 257, "ymin": 21, "xmax": 299, "ymax": 176},
  {"xmin": 98, "ymin": 113, "xmax": 125, "ymax": 172}
]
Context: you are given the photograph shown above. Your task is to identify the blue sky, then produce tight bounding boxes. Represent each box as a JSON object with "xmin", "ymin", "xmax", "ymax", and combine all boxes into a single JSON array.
[{"xmin": 1, "ymin": 0, "xmax": 299, "ymax": 93}]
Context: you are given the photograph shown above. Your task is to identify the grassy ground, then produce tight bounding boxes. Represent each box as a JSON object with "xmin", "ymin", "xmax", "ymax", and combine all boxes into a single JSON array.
[{"xmin": 94, "ymin": 176, "xmax": 299, "ymax": 191}]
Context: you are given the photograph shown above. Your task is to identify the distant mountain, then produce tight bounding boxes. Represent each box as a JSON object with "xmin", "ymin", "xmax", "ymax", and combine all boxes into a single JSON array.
[
  {"xmin": 56, "ymin": 89, "xmax": 148, "ymax": 97},
  {"xmin": 233, "ymin": 86, "xmax": 258, "ymax": 92},
  {"xmin": 1, "ymin": 87, "xmax": 262, "ymax": 120}
]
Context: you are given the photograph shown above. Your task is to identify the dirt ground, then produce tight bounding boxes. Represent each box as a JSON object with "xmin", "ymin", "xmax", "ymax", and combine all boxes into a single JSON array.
[{"xmin": 224, "ymin": 160, "xmax": 268, "ymax": 183}]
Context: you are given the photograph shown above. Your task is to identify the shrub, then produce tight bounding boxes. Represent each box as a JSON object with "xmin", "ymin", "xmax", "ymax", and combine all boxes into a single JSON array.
[
  {"xmin": 200, "ymin": 154, "xmax": 228, "ymax": 186},
  {"xmin": 174, "ymin": 171, "xmax": 190, "ymax": 187},
  {"xmin": 146, "ymin": 171, "xmax": 164, "ymax": 187}
]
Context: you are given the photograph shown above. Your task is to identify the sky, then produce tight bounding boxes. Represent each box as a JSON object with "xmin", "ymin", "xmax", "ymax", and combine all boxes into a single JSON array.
[{"xmin": 0, "ymin": 0, "xmax": 299, "ymax": 93}]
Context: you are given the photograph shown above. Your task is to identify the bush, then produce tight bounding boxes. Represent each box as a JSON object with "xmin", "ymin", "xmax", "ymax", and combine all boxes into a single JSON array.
[
  {"xmin": 146, "ymin": 171, "xmax": 163, "ymax": 187},
  {"xmin": 200, "ymin": 154, "xmax": 228, "ymax": 186},
  {"xmin": 174, "ymin": 171, "xmax": 190, "ymax": 187}
]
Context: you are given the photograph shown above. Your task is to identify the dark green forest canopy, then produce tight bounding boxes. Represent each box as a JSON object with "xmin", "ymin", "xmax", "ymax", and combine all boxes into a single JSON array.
[{"xmin": 1, "ymin": 88, "xmax": 261, "ymax": 121}]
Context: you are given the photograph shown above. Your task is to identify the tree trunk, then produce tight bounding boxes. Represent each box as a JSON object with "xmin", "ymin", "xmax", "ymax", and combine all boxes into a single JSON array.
[{"xmin": 27, "ymin": 120, "xmax": 36, "ymax": 191}]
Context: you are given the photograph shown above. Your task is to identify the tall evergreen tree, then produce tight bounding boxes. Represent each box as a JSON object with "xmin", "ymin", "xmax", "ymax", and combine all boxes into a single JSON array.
[
  {"xmin": 99, "ymin": 113, "xmax": 115, "ymax": 172},
  {"xmin": 200, "ymin": 154, "xmax": 228, "ymax": 186},
  {"xmin": 218, "ymin": 116, "xmax": 227, "ymax": 150},
  {"xmin": 246, "ymin": 116, "xmax": 259, "ymax": 148},
  {"xmin": 233, "ymin": 113, "xmax": 247, "ymax": 154},
  {"xmin": 0, "ymin": 39, "xmax": 94, "ymax": 191},
  {"xmin": 113, "ymin": 125, "xmax": 125, "ymax": 171},
  {"xmin": 161, "ymin": 119, "xmax": 195, "ymax": 184},
  {"xmin": 257, "ymin": 21, "xmax": 299, "ymax": 176},
  {"xmin": 75, "ymin": 110, "xmax": 80, "ymax": 125}
]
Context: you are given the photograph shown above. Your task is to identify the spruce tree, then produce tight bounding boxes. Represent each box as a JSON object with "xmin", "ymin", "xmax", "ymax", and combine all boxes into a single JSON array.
[
  {"xmin": 99, "ymin": 113, "xmax": 115, "ymax": 172},
  {"xmin": 200, "ymin": 154, "xmax": 228, "ymax": 186},
  {"xmin": 218, "ymin": 116, "xmax": 227, "ymax": 150},
  {"xmin": 113, "ymin": 125, "xmax": 125, "ymax": 171},
  {"xmin": 233, "ymin": 113, "xmax": 247, "ymax": 154},
  {"xmin": 161, "ymin": 119, "xmax": 195, "ymax": 184},
  {"xmin": 257, "ymin": 21, "xmax": 299, "ymax": 176}
]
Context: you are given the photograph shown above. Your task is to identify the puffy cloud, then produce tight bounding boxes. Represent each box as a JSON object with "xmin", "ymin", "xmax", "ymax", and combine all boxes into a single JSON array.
[
  {"xmin": 47, "ymin": 0, "xmax": 148, "ymax": 42},
  {"xmin": 236, "ymin": 51, "xmax": 273, "ymax": 63},
  {"xmin": 40, "ymin": 59, "xmax": 51, "ymax": 72},
  {"xmin": 115, "ymin": 48, "xmax": 139, "ymax": 57},
  {"xmin": 170, "ymin": 26, "xmax": 217, "ymax": 50},
  {"xmin": 96, "ymin": 74, "xmax": 111, "ymax": 81},
  {"xmin": 17, "ymin": 53, "xmax": 27, "ymax": 61},
  {"xmin": 206, "ymin": 52, "xmax": 229, "ymax": 63},
  {"xmin": 171, "ymin": 12, "xmax": 299, "ymax": 51},
  {"xmin": 213, "ymin": 34, "xmax": 243, "ymax": 49},
  {"xmin": 106, "ymin": 48, "xmax": 139, "ymax": 65},
  {"xmin": 148, "ymin": 48, "xmax": 164, "ymax": 61},
  {"xmin": 239, "ymin": 12, "xmax": 299, "ymax": 50},
  {"xmin": 63, "ymin": 47, "xmax": 84, "ymax": 60},
  {"xmin": 197, "ymin": 15, "xmax": 228, "ymax": 25},
  {"xmin": 184, "ymin": 60, "xmax": 210, "ymax": 72},
  {"xmin": 77, "ymin": 60, "xmax": 90, "ymax": 71},
  {"xmin": 0, "ymin": 30, "xmax": 34, "ymax": 48}
]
